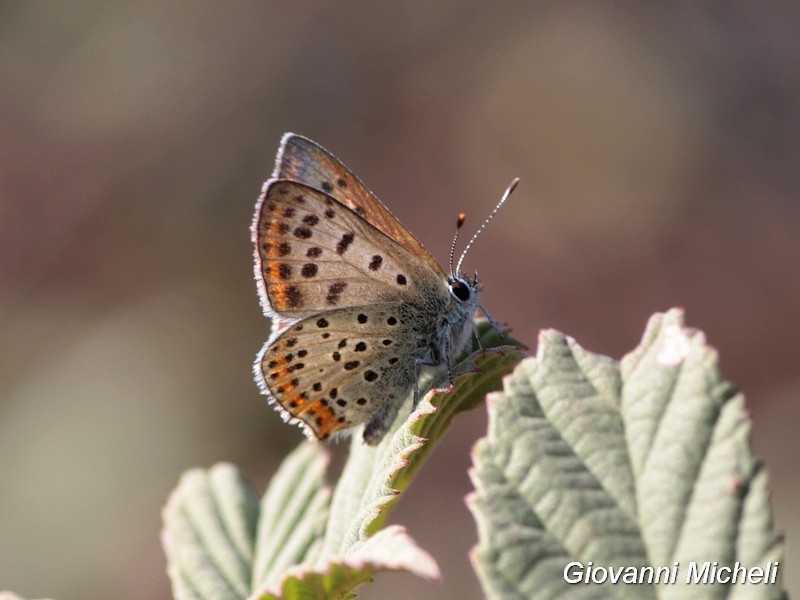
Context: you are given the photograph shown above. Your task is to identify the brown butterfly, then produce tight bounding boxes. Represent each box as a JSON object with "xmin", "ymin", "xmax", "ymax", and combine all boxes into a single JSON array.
[{"xmin": 252, "ymin": 133, "xmax": 516, "ymax": 444}]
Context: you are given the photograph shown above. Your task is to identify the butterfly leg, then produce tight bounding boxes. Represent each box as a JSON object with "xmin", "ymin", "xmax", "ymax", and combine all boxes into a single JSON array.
[
  {"xmin": 427, "ymin": 357, "xmax": 455, "ymax": 396},
  {"xmin": 472, "ymin": 322, "xmax": 485, "ymax": 353},
  {"xmin": 477, "ymin": 305, "xmax": 508, "ymax": 357},
  {"xmin": 479, "ymin": 304, "xmax": 505, "ymax": 338}
]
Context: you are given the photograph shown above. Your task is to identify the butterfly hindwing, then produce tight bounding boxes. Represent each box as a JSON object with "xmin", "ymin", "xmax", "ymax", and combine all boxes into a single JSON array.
[
  {"xmin": 253, "ymin": 180, "xmax": 442, "ymax": 318},
  {"xmin": 274, "ymin": 133, "xmax": 441, "ymax": 270},
  {"xmin": 255, "ymin": 303, "xmax": 418, "ymax": 441}
]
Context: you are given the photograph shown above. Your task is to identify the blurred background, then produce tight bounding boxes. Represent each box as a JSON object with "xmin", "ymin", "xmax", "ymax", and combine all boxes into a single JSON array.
[{"xmin": 1, "ymin": 2, "xmax": 798, "ymax": 598}]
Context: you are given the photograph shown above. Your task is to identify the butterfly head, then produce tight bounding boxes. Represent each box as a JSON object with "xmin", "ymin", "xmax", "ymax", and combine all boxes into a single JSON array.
[
  {"xmin": 444, "ymin": 179, "xmax": 518, "ymax": 338},
  {"xmin": 447, "ymin": 272, "xmax": 481, "ymax": 304}
]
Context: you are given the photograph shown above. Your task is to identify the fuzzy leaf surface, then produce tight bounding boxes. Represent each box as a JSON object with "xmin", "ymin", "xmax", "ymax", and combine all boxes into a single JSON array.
[{"xmin": 469, "ymin": 309, "xmax": 785, "ymax": 600}]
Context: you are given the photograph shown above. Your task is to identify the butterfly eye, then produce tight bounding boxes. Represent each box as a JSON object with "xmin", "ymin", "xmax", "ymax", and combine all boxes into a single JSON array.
[{"xmin": 449, "ymin": 278, "xmax": 472, "ymax": 302}]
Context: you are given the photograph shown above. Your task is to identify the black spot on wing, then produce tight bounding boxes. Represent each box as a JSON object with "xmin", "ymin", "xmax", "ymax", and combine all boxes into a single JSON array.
[
  {"xmin": 286, "ymin": 286, "xmax": 303, "ymax": 308},
  {"xmin": 336, "ymin": 232, "xmax": 355, "ymax": 254},
  {"xmin": 294, "ymin": 226, "xmax": 312, "ymax": 239},
  {"xmin": 326, "ymin": 281, "xmax": 347, "ymax": 305}
]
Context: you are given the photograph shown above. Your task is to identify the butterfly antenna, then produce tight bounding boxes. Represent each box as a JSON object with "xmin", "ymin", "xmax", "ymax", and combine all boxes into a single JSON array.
[
  {"xmin": 449, "ymin": 212, "xmax": 467, "ymax": 277},
  {"xmin": 455, "ymin": 178, "xmax": 519, "ymax": 274}
]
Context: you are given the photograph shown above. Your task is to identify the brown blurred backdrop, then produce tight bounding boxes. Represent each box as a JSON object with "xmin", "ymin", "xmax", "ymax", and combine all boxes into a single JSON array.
[{"xmin": 1, "ymin": 2, "xmax": 798, "ymax": 599}]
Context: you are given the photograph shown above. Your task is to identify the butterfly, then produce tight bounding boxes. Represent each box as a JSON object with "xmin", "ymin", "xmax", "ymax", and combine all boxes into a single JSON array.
[{"xmin": 252, "ymin": 133, "xmax": 517, "ymax": 444}]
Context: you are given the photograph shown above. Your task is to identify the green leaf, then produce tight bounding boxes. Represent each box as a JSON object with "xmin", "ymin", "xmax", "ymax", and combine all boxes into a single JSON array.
[
  {"xmin": 164, "ymin": 321, "xmax": 526, "ymax": 600},
  {"xmin": 469, "ymin": 308, "xmax": 786, "ymax": 600},
  {"xmin": 251, "ymin": 444, "xmax": 332, "ymax": 590},
  {"xmin": 163, "ymin": 463, "xmax": 260, "ymax": 600},
  {"xmin": 253, "ymin": 526, "xmax": 437, "ymax": 600}
]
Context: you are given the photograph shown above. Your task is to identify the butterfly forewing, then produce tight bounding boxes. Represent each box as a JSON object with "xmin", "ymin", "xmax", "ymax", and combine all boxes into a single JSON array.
[
  {"xmin": 274, "ymin": 133, "xmax": 441, "ymax": 271},
  {"xmin": 255, "ymin": 303, "xmax": 418, "ymax": 441},
  {"xmin": 253, "ymin": 180, "xmax": 439, "ymax": 318}
]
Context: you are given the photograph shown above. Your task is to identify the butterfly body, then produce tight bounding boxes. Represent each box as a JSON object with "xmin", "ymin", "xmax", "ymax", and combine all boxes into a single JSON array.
[{"xmin": 252, "ymin": 134, "xmax": 484, "ymax": 444}]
